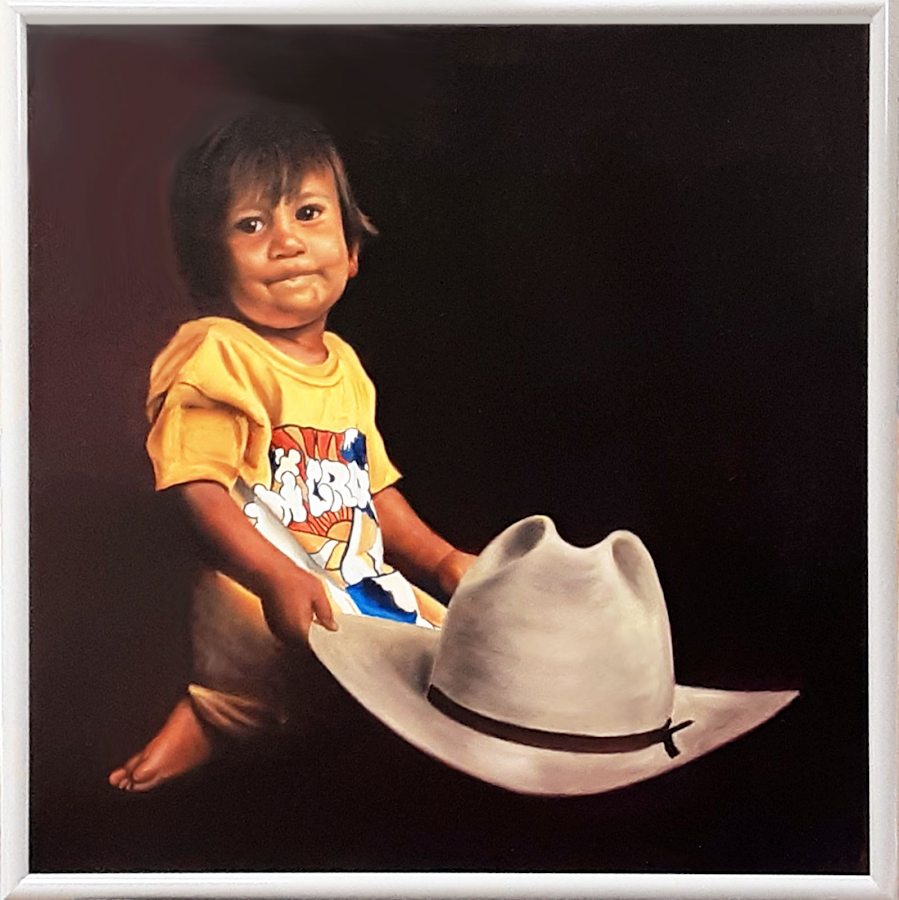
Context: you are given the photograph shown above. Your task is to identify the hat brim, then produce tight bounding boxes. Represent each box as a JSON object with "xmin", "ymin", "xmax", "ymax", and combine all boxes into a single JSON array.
[{"xmin": 309, "ymin": 615, "xmax": 798, "ymax": 796}]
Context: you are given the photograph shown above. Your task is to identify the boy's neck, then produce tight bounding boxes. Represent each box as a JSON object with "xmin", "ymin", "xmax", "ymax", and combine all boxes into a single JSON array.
[{"xmin": 240, "ymin": 317, "xmax": 330, "ymax": 365}]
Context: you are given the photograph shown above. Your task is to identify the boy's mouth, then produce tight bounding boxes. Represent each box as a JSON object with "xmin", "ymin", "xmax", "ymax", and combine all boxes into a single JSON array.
[{"xmin": 267, "ymin": 269, "xmax": 315, "ymax": 286}]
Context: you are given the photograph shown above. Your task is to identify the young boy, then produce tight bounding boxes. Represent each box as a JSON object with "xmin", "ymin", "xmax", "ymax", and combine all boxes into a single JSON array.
[{"xmin": 108, "ymin": 106, "xmax": 475, "ymax": 792}]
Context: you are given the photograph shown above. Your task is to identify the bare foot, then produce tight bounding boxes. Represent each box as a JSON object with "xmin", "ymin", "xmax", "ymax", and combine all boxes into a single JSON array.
[{"xmin": 108, "ymin": 697, "xmax": 213, "ymax": 792}]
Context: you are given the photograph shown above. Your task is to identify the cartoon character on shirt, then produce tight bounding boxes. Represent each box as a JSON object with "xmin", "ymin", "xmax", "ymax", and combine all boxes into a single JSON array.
[{"xmin": 242, "ymin": 425, "xmax": 428, "ymax": 626}]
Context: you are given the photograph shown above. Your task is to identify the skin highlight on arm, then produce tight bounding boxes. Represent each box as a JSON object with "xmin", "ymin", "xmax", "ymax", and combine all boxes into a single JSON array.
[
  {"xmin": 175, "ymin": 480, "xmax": 338, "ymax": 645},
  {"xmin": 373, "ymin": 486, "xmax": 477, "ymax": 599}
]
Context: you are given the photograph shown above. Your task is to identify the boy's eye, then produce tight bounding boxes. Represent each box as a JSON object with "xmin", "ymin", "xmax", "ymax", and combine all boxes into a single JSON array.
[
  {"xmin": 295, "ymin": 205, "xmax": 322, "ymax": 222},
  {"xmin": 235, "ymin": 217, "xmax": 264, "ymax": 234}
]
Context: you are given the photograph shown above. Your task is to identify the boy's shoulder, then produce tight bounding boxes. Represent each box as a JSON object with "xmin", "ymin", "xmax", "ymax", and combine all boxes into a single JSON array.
[
  {"xmin": 162, "ymin": 315, "xmax": 255, "ymax": 353},
  {"xmin": 150, "ymin": 316, "xmax": 252, "ymax": 383},
  {"xmin": 162, "ymin": 317, "xmax": 361, "ymax": 363},
  {"xmin": 146, "ymin": 318, "xmax": 376, "ymax": 420},
  {"xmin": 150, "ymin": 317, "xmax": 370, "ymax": 389}
]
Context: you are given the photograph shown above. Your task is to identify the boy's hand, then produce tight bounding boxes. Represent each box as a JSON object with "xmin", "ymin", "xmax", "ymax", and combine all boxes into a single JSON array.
[
  {"xmin": 436, "ymin": 549, "xmax": 478, "ymax": 597},
  {"xmin": 258, "ymin": 562, "xmax": 338, "ymax": 646},
  {"xmin": 175, "ymin": 481, "xmax": 339, "ymax": 645}
]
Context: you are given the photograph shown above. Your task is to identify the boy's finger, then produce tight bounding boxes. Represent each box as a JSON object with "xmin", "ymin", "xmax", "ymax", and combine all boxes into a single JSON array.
[{"xmin": 312, "ymin": 592, "xmax": 339, "ymax": 632}]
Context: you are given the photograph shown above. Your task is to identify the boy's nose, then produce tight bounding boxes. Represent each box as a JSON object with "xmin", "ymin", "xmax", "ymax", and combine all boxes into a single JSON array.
[
  {"xmin": 270, "ymin": 229, "xmax": 305, "ymax": 257},
  {"xmin": 269, "ymin": 216, "xmax": 306, "ymax": 257}
]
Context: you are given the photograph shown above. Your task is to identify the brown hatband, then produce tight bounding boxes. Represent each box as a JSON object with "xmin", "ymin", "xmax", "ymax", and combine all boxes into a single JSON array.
[{"xmin": 427, "ymin": 685, "xmax": 693, "ymax": 758}]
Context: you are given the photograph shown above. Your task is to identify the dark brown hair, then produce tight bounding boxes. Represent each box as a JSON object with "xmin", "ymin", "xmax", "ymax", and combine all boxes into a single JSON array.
[{"xmin": 170, "ymin": 104, "xmax": 377, "ymax": 316}]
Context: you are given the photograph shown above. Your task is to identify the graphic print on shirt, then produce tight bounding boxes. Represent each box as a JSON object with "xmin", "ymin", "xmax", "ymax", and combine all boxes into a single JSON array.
[{"xmin": 242, "ymin": 425, "xmax": 426, "ymax": 625}]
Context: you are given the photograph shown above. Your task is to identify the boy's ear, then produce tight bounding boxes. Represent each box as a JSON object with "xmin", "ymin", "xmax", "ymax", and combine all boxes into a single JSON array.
[{"xmin": 348, "ymin": 246, "xmax": 360, "ymax": 279}]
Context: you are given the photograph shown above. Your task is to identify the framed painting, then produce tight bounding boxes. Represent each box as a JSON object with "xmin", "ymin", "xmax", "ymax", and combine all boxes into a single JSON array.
[{"xmin": 1, "ymin": 2, "xmax": 896, "ymax": 898}]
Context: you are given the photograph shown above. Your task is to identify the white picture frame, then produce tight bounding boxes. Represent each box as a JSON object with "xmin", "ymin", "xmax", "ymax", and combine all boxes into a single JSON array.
[{"xmin": 2, "ymin": 3, "xmax": 896, "ymax": 898}]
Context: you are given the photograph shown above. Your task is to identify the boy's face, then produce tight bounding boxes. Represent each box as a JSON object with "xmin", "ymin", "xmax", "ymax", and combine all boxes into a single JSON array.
[{"xmin": 223, "ymin": 166, "xmax": 358, "ymax": 332}]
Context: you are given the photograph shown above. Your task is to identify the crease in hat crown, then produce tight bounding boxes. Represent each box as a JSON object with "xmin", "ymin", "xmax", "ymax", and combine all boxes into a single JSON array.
[{"xmin": 428, "ymin": 515, "xmax": 676, "ymax": 738}]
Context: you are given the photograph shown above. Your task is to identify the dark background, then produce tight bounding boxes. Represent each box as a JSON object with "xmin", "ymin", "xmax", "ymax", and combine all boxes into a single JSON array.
[{"xmin": 28, "ymin": 25, "xmax": 868, "ymax": 874}]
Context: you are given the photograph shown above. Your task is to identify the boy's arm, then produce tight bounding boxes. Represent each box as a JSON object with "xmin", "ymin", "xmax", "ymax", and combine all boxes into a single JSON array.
[
  {"xmin": 373, "ymin": 486, "xmax": 477, "ymax": 597},
  {"xmin": 174, "ymin": 481, "xmax": 338, "ymax": 644}
]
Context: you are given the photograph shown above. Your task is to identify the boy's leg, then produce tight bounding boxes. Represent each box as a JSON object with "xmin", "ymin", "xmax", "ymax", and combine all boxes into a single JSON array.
[{"xmin": 108, "ymin": 571, "xmax": 291, "ymax": 791}]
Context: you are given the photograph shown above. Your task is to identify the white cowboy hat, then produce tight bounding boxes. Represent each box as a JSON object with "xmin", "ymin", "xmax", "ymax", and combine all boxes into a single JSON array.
[{"xmin": 309, "ymin": 515, "xmax": 798, "ymax": 796}]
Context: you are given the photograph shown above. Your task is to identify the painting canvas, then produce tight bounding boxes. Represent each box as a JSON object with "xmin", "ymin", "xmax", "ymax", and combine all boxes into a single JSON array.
[{"xmin": 24, "ymin": 22, "xmax": 872, "ymax": 877}]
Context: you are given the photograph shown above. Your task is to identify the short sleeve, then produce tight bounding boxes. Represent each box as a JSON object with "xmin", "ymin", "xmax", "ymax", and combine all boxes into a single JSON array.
[
  {"xmin": 327, "ymin": 335, "xmax": 402, "ymax": 495},
  {"xmin": 145, "ymin": 328, "xmax": 273, "ymax": 492},
  {"xmin": 365, "ymin": 412, "xmax": 402, "ymax": 495},
  {"xmin": 351, "ymin": 368, "xmax": 401, "ymax": 495},
  {"xmin": 147, "ymin": 382, "xmax": 251, "ymax": 491}
]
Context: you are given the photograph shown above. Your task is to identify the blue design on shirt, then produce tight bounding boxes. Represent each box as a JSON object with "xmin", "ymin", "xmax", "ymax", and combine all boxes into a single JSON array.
[
  {"xmin": 346, "ymin": 577, "xmax": 417, "ymax": 624},
  {"xmin": 342, "ymin": 432, "xmax": 368, "ymax": 468}
]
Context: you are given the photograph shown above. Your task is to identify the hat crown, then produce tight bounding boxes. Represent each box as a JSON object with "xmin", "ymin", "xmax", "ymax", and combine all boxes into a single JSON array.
[{"xmin": 429, "ymin": 516, "xmax": 675, "ymax": 737}]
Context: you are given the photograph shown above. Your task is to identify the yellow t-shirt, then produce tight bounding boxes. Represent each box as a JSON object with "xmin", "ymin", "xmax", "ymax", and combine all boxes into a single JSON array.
[{"xmin": 146, "ymin": 316, "xmax": 442, "ymax": 627}]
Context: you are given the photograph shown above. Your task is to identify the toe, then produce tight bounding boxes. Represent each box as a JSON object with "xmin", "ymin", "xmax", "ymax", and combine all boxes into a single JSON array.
[
  {"xmin": 131, "ymin": 756, "xmax": 160, "ymax": 785},
  {"xmin": 131, "ymin": 745, "xmax": 180, "ymax": 790},
  {"xmin": 128, "ymin": 774, "xmax": 162, "ymax": 792},
  {"xmin": 109, "ymin": 766, "xmax": 135, "ymax": 790},
  {"xmin": 109, "ymin": 750, "xmax": 146, "ymax": 789}
]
